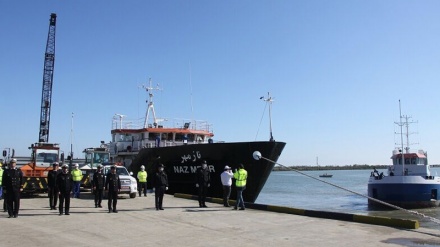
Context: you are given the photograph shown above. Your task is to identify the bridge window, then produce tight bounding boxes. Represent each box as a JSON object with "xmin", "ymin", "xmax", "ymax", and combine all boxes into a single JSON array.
[
  {"xmin": 175, "ymin": 133, "xmax": 184, "ymax": 141},
  {"xmin": 187, "ymin": 134, "xmax": 195, "ymax": 142},
  {"xmin": 148, "ymin": 134, "xmax": 157, "ymax": 141}
]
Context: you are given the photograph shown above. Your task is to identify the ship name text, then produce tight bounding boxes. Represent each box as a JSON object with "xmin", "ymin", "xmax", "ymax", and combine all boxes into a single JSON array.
[
  {"xmin": 173, "ymin": 165, "xmax": 215, "ymax": 174},
  {"xmin": 181, "ymin": 151, "xmax": 201, "ymax": 163}
]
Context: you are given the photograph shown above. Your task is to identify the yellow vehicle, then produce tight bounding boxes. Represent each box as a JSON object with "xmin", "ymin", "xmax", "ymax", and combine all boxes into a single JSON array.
[{"xmin": 80, "ymin": 147, "xmax": 111, "ymax": 188}]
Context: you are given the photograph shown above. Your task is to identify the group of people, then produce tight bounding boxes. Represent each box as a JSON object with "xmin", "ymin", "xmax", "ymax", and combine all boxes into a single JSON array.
[
  {"xmin": 0, "ymin": 159, "xmax": 128, "ymax": 217},
  {"xmin": 46, "ymin": 162, "xmax": 91, "ymax": 215},
  {"xmin": 93, "ymin": 162, "xmax": 169, "ymax": 212},
  {"xmin": 136, "ymin": 160, "xmax": 248, "ymax": 211},
  {"xmin": 52, "ymin": 162, "xmax": 123, "ymax": 214},
  {"xmin": 196, "ymin": 160, "xmax": 248, "ymax": 210},
  {"xmin": 1, "ymin": 158, "xmax": 247, "ymax": 218}
]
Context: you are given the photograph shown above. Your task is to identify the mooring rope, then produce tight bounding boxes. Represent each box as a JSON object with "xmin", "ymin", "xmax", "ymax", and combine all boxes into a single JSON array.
[{"xmin": 258, "ymin": 155, "xmax": 440, "ymax": 226}]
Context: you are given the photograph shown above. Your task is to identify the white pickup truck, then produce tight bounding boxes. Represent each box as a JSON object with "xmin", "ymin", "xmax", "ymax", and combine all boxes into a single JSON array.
[{"xmin": 90, "ymin": 165, "xmax": 138, "ymax": 198}]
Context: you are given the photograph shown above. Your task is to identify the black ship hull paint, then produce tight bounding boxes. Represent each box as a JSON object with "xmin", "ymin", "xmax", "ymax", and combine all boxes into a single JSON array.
[{"xmin": 130, "ymin": 141, "xmax": 286, "ymax": 203}]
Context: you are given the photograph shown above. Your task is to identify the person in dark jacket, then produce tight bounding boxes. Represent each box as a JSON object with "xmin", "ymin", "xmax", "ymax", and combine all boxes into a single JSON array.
[
  {"xmin": 92, "ymin": 164, "xmax": 105, "ymax": 208},
  {"xmin": 2, "ymin": 163, "xmax": 8, "ymax": 213},
  {"xmin": 195, "ymin": 160, "xmax": 211, "ymax": 208},
  {"xmin": 47, "ymin": 162, "xmax": 60, "ymax": 210},
  {"xmin": 2, "ymin": 159, "xmax": 23, "ymax": 218},
  {"xmin": 105, "ymin": 165, "xmax": 121, "ymax": 213},
  {"xmin": 56, "ymin": 164, "xmax": 73, "ymax": 215},
  {"xmin": 152, "ymin": 164, "xmax": 168, "ymax": 210}
]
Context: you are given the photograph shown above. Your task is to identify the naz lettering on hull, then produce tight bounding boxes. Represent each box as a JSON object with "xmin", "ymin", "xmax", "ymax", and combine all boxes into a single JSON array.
[{"xmin": 173, "ymin": 165, "xmax": 215, "ymax": 174}]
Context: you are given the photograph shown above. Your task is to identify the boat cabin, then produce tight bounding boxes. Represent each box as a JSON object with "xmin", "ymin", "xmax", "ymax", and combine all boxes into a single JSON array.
[
  {"xmin": 110, "ymin": 120, "xmax": 214, "ymax": 154},
  {"xmin": 389, "ymin": 149, "xmax": 431, "ymax": 177}
]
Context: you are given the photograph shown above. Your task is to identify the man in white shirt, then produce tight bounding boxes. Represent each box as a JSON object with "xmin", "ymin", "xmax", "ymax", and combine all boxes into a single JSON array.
[{"xmin": 220, "ymin": 165, "xmax": 234, "ymax": 207}]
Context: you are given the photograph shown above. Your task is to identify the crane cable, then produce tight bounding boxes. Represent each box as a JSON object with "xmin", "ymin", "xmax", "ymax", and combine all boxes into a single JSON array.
[{"xmin": 256, "ymin": 153, "xmax": 440, "ymax": 225}]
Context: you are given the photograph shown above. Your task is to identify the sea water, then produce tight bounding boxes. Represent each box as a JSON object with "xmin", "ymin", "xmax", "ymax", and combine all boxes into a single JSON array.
[{"xmin": 256, "ymin": 168, "xmax": 440, "ymax": 229}]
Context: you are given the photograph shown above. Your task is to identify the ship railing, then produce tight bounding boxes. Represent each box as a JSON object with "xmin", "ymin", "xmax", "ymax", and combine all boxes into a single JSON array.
[
  {"xmin": 110, "ymin": 138, "xmax": 219, "ymax": 155},
  {"xmin": 112, "ymin": 117, "xmax": 213, "ymax": 132},
  {"xmin": 392, "ymin": 148, "xmax": 426, "ymax": 155}
]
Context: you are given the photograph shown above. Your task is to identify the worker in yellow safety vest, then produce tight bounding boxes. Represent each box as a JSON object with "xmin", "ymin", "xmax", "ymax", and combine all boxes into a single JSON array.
[
  {"xmin": 71, "ymin": 163, "xmax": 83, "ymax": 198},
  {"xmin": 137, "ymin": 165, "xmax": 148, "ymax": 197},
  {"xmin": 233, "ymin": 163, "xmax": 248, "ymax": 210}
]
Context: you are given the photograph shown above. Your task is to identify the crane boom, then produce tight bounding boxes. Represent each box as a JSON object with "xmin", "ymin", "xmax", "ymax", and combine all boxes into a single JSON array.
[
  {"xmin": 21, "ymin": 13, "xmax": 60, "ymax": 194},
  {"xmin": 38, "ymin": 13, "xmax": 57, "ymax": 143}
]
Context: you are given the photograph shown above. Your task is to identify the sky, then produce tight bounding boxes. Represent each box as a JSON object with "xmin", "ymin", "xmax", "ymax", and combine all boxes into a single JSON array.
[{"xmin": 1, "ymin": 1, "xmax": 440, "ymax": 166}]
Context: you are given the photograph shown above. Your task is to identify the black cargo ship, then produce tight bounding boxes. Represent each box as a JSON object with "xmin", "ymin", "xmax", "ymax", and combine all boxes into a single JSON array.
[
  {"xmin": 130, "ymin": 141, "xmax": 285, "ymax": 203},
  {"xmin": 108, "ymin": 79, "xmax": 285, "ymax": 202}
]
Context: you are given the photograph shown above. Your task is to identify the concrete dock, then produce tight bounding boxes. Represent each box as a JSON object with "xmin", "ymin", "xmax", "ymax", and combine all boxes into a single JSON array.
[{"xmin": 2, "ymin": 194, "xmax": 439, "ymax": 247}]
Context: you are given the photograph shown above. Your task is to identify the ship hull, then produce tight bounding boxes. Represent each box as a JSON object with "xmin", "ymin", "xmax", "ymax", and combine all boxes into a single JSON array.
[
  {"xmin": 368, "ymin": 176, "xmax": 440, "ymax": 208},
  {"xmin": 130, "ymin": 141, "xmax": 286, "ymax": 203}
]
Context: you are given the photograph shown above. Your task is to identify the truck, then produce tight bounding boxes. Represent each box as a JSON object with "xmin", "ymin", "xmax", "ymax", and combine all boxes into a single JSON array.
[
  {"xmin": 21, "ymin": 143, "xmax": 60, "ymax": 193},
  {"xmin": 80, "ymin": 147, "xmax": 111, "ymax": 188},
  {"xmin": 104, "ymin": 165, "xmax": 137, "ymax": 198},
  {"xmin": 89, "ymin": 165, "xmax": 138, "ymax": 199}
]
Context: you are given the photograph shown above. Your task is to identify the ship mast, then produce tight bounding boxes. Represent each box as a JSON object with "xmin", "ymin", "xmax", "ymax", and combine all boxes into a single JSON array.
[
  {"xmin": 142, "ymin": 78, "xmax": 162, "ymax": 128},
  {"xmin": 260, "ymin": 92, "xmax": 275, "ymax": 142},
  {"xmin": 398, "ymin": 100, "xmax": 405, "ymax": 175},
  {"xmin": 395, "ymin": 100, "xmax": 417, "ymax": 175}
]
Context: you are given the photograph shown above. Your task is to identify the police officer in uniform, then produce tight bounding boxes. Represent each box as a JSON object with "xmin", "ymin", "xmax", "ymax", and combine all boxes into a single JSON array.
[
  {"xmin": 2, "ymin": 158, "xmax": 23, "ymax": 218},
  {"xmin": 57, "ymin": 164, "xmax": 73, "ymax": 215},
  {"xmin": 92, "ymin": 164, "xmax": 105, "ymax": 208},
  {"xmin": 105, "ymin": 165, "xmax": 121, "ymax": 213},
  {"xmin": 47, "ymin": 162, "xmax": 60, "ymax": 210},
  {"xmin": 2, "ymin": 162, "xmax": 8, "ymax": 212},
  {"xmin": 152, "ymin": 164, "xmax": 168, "ymax": 210},
  {"xmin": 195, "ymin": 160, "xmax": 211, "ymax": 208}
]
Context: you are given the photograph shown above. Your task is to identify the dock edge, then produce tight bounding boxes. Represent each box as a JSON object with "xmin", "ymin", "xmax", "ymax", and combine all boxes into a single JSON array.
[{"xmin": 174, "ymin": 193, "xmax": 419, "ymax": 229}]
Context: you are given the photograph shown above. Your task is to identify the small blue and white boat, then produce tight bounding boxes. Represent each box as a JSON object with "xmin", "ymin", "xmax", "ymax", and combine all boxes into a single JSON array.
[{"xmin": 368, "ymin": 106, "xmax": 440, "ymax": 209}]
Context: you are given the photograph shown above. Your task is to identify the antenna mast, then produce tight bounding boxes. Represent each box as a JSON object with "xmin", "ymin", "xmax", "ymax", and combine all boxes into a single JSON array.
[
  {"xmin": 189, "ymin": 61, "xmax": 194, "ymax": 123},
  {"xmin": 395, "ymin": 100, "xmax": 418, "ymax": 176},
  {"xmin": 70, "ymin": 112, "xmax": 74, "ymax": 167},
  {"xmin": 260, "ymin": 92, "xmax": 275, "ymax": 142},
  {"xmin": 395, "ymin": 101, "xmax": 418, "ymax": 153},
  {"xmin": 142, "ymin": 78, "xmax": 162, "ymax": 128}
]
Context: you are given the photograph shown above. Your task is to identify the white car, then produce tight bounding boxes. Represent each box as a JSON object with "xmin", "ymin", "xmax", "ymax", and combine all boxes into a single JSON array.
[{"xmin": 91, "ymin": 165, "xmax": 137, "ymax": 198}]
